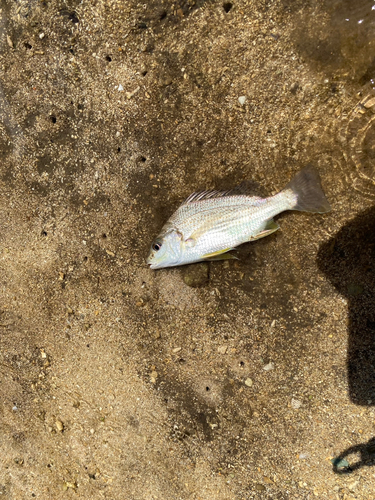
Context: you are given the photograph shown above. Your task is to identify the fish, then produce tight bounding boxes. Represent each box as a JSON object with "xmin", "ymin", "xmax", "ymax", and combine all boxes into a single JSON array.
[{"xmin": 146, "ymin": 164, "xmax": 331, "ymax": 269}]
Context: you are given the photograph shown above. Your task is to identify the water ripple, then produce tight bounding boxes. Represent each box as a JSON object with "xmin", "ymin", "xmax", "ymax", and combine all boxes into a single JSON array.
[{"xmin": 343, "ymin": 92, "xmax": 375, "ymax": 198}]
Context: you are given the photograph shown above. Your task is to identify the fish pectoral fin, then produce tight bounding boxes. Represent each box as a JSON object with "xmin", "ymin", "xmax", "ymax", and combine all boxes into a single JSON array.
[
  {"xmin": 203, "ymin": 248, "xmax": 238, "ymax": 261},
  {"xmin": 185, "ymin": 238, "xmax": 196, "ymax": 248},
  {"xmin": 249, "ymin": 219, "xmax": 280, "ymax": 241},
  {"xmin": 189, "ymin": 224, "xmax": 209, "ymax": 242}
]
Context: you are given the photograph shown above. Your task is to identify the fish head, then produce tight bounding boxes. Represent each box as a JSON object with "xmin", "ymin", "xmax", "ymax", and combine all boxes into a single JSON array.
[{"xmin": 147, "ymin": 229, "xmax": 183, "ymax": 269}]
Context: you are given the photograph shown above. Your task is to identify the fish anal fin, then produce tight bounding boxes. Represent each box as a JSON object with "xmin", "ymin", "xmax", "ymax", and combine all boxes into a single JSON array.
[
  {"xmin": 264, "ymin": 219, "xmax": 279, "ymax": 232},
  {"xmin": 249, "ymin": 219, "xmax": 280, "ymax": 241}
]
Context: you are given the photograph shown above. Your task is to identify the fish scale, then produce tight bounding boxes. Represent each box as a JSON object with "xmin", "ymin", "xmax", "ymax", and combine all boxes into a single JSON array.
[
  {"xmin": 147, "ymin": 165, "xmax": 331, "ymax": 269},
  {"xmin": 167, "ymin": 193, "xmax": 293, "ymax": 256}
]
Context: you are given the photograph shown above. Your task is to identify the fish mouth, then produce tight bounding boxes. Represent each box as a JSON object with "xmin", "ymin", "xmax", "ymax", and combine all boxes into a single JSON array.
[
  {"xmin": 146, "ymin": 257, "xmax": 156, "ymax": 269},
  {"xmin": 148, "ymin": 262, "xmax": 159, "ymax": 270},
  {"xmin": 146, "ymin": 258, "xmax": 163, "ymax": 270}
]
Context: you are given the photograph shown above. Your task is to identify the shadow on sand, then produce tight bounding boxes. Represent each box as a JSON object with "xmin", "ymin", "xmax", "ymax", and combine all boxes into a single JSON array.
[{"xmin": 317, "ymin": 206, "xmax": 375, "ymax": 473}]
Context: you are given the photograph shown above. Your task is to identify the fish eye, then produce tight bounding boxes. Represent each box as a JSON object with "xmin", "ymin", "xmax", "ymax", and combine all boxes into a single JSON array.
[{"xmin": 152, "ymin": 241, "xmax": 162, "ymax": 252}]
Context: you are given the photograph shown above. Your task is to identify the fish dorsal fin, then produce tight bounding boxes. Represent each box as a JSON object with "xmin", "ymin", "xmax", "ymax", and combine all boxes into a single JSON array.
[
  {"xmin": 183, "ymin": 189, "xmax": 232, "ymax": 204},
  {"xmin": 182, "ymin": 181, "xmax": 263, "ymax": 205}
]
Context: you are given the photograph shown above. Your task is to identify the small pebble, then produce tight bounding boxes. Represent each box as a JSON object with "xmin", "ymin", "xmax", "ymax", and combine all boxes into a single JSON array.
[
  {"xmin": 244, "ymin": 378, "xmax": 253, "ymax": 387},
  {"xmin": 348, "ymin": 480, "xmax": 359, "ymax": 491},
  {"xmin": 238, "ymin": 96, "xmax": 246, "ymax": 106},
  {"xmin": 118, "ymin": 84, "xmax": 124, "ymax": 91},
  {"xmin": 161, "ymin": 77, "xmax": 173, "ymax": 86},
  {"xmin": 55, "ymin": 419, "xmax": 64, "ymax": 432},
  {"xmin": 217, "ymin": 345, "xmax": 227, "ymax": 354},
  {"xmin": 263, "ymin": 362, "xmax": 274, "ymax": 371},
  {"xmin": 173, "ymin": 347, "xmax": 181, "ymax": 353},
  {"xmin": 331, "ymin": 457, "xmax": 349, "ymax": 468},
  {"xmin": 291, "ymin": 398, "xmax": 302, "ymax": 409},
  {"xmin": 125, "ymin": 86, "xmax": 140, "ymax": 99},
  {"xmin": 39, "ymin": 33, "xmax": 45, "ymax": 39},
  {"xmin": 64, "ymin": 482, "xmax": 77, "ymax": 490},
  {"xmin": 290, "ymin": 82, "xmax": 299, "ymax": 94},
  {"xmin": 254, "ymin": 483, "xmax": 266, "ymax": 491},
  {"xmin": 364, "ymin": 96, "xmax": 375, "ymax": 108}
]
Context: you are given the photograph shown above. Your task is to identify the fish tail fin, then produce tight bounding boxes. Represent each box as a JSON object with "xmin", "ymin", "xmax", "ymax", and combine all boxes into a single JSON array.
[{"xmin": 284, "ymin": 164, "xmax": 331, "ymax": 213}]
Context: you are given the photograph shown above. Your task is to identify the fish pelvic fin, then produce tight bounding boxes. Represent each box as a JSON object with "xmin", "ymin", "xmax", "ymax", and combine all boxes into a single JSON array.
[
  {"xmin": 203, "ymin": 248, "xmax": 238, "ymax": 261},
  {"xmin": 285, "ymin": 164, "xmax": 331, "ymax": 213},
  {"xmin": 204, "ymin": 253, "xmax": 239, "ymax": 262}
]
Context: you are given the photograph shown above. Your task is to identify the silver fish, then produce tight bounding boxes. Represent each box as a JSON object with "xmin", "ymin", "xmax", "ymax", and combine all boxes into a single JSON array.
[{"xmin": 147, "ymin": 165, "xmax": 331, "ymax": 269}]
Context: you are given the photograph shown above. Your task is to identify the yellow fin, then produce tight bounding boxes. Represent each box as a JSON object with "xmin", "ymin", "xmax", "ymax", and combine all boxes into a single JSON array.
[
  {"xmin": 203, "ymin": 248, "xmax": 233, "ymax": 259},
  {"xmin": 204, "ymin": 253, "xmax": 239, "ymax": 261},
  {"xmin": 248, "ymin": 219, "xmax": 280, "ymax": 241}
]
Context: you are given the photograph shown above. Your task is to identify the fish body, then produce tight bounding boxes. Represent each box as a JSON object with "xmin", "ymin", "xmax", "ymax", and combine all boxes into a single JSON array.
[{"xmin": 147, "ymin": 165, "xmax": 330, "ymax": 269}]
